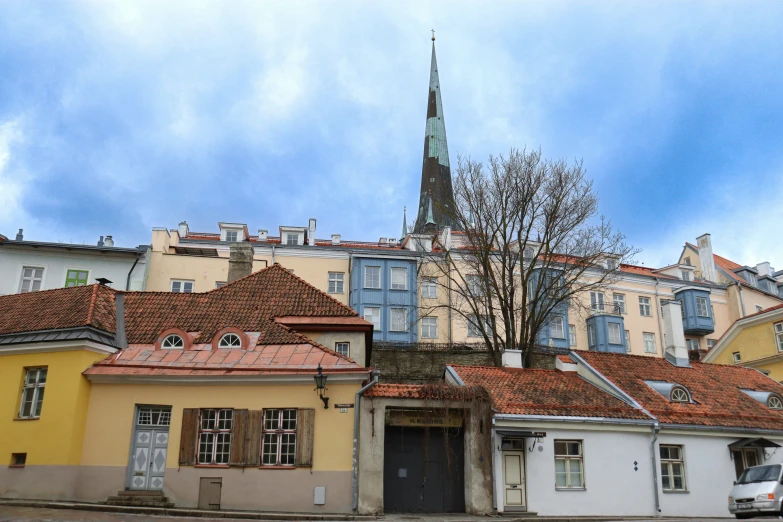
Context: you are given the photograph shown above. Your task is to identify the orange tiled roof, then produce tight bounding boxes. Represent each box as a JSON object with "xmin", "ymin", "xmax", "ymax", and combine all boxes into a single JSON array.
[
  {"xmin": 578, "ymin": 351, "xmax": 783, "ymax": 430},
  {"xmin": 685, "ymin": 242, "xmax": 745, "ymax": 283},
  {"xmin": 620, "ymin": 263, "xmax": 677, "ymax": 279},
  {"xmin": 0, "ymin": 284, "xmax": 116, "ymax": 335},
  {"xmin": 365, "ymin": 384, "xmax": 434, "ymax": 398},
  {"xmin": 450, "ymin": 364, "xmax": 648, "ymax": 419}
]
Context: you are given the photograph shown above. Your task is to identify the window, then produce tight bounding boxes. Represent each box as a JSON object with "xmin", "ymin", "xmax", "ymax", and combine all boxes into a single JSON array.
[
  {"xmin": 587, "ymin": 324, "xmax": 595, "ymax": 346},
  {"xmin": 680, "ymin": 270, "xmax": 692, "ymax": 281},
  {"xmin": 550, "ymin": 316, "xmax": 565, "ymax": 339},
  {"xmin": 421, "ymin": 278, "xmax": 437, "ymax": 299},
  {"xmin": 161, "ymin": 334, "xmax": 184, "ymax": 349},
  {"xmin": 391, "ymin": 267, "xmax": 408, "ymax": 290},
  {"xmin": 19, "ymin": 368, "xmax": 46, "ymax": 419},
  {"xmin": 218, "ymin": 333, "xmax": 242, "ymax": 349},
  {"xmin": 364, "ymin": 307, "xmax": 381, "ymax": 331},
  {"xmin": 364, "ymin": 266, "xmax": 381, "ymax": 289},
  {"xmin": 390, "ymin": 308, "xmax": 407, "ymax": 332},
  {"xmin": 670, "ymin": 386, "xmax": 690, "ymax": 403},
  {"xmin": 639, "ymin": 297, "xmax": 652, "ymax": 317},
  {"xmin": 225, "ymin": 230, "xmax": 238, "ymax": 242},
  {"xmin": 554, "ymin": 440, "xmax": 584, "ymax": 489},
  {"xmin": 613, "ymin": 293, "xmax": 626, "ymax": 314},
  {"xmin": 625, "ymin": 330, "xmax": 631, "ymax": 352},
  {"xmin": 10, "ymin": 453, "xmax": 26, "ymax": 467},
  {"xmin": 569, "ymin": 324, "xmax": 577, "ymax": 347},
  {"xmin": 686, "ymin": 338, "xmax": 699, "ymax": 352},
  {"xmin": 198, "ymin": 409, "xmax": 232, "ymax": 465},
  {"xmin": 19, "ymin": 267, "xmax": 44, "ymax": 293},
  {"xmin": 643, "ymin": 332, "xmax": 656, "ymax": 353},
  {"xmin": 421, "ymin": 317, "xmax": 438, "ymax": 339},
  {"xmin": 707, "ymin": 339, "xmax": 716, "ymax": 349},
  {"xmin": 608, "ymin": 323, "xmax": 622, "ymax": 345},
  {"xmin": 335, "ymin": 342, "xmax": 350, "ymax": 357},
  {"xmin": 590, "ymin": 292, "xmax": 605, "ymax": 312},
  {"xmin": 137, "ymin": 407, "xmax": 171, "ymax": 426},
  {"xmin": 65, "ymin": 269, "xmax": 89, "ymax": 287},
  {"xmin": 696, "ymin": 297, "xmax": 709, "ymax": 317},
  {"xmin": 732, "ymin": 352, "xmax": 742, "ymax": 363},
  {"xmin": 328, "ymin": 272, "xmax": 344, "ymax": 294},
  {"xmin": 262, "ymin": 409, "xmax": 296, "ymax": 466},
  {"xmin": 768, "ymin": 395, "xmax": 783, "ymax": 410},
  {"xmin": 660, "ymin": 445, "xmax": 686, "ymax": 491},
  {"xmin": 747, "ymin": 272, "xmax": 757, "ymax": 286},
  {"xmin": 171, "ymin": 280, "xmax": 194, "ymax": 293},
  {"xmin": 776, "ymin": 323, "xmax": 783, "ymax": 352},
  {"xmin": 731, "ymin": 448, "xmax": 761, "ymax": 479},
  {"xmin": 684, "ymin": 257, "xmax": 691, "ymax": 266},
  {"xmin": 468, "ymin": 316, "xmax": 489, "ymax": 338},
  {"xmin": 466, "ymin": 275, "xmax": 484, "ymax": 296},
  {"xmin": 215, "ymin": 282, "xmax": 227, "ymax": 288},
  {"xmin": 286, "ymin": 233, "xmax": 300, "ymax": 246}
]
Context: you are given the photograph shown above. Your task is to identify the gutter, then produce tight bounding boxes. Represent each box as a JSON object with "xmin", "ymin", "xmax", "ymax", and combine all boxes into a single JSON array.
[
  {"xmin": 737, "ymin": 281, "xmax": 747, "ymax": 318},
  {"xmin": 352, "ymin": 369, "xmax": 380, "ymax": 512},
  {"xmin": 492, "ymin": 413, "xmax": 655, "ymax": 427},
  {"xmin": 651, "ymin": 422, "xmax": 661, "ymax": 514}
]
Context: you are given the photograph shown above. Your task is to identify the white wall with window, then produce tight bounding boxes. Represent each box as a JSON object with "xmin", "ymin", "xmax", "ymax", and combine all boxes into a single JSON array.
[
  {"xmin": 643, "ymin": 332, "xmax": 657, "ymax": 353},
  {"xmin": 328, "ymin": 272, "xmax": 344, "ymax": 294},
  {"xmin": 569, "ymin": 324, "xmax": 577, "ymax": 347},
  {"xmin": 334, "ymin": 342, "xmax": 350, "ymax": 357},
  {"xmin": 590, "ymin": 292, "xmax": 605, "ymax": 311},
  {"xmin": 639, "ymin": 297, "xmax": 652, "ymax": 317},
  {"xmin": 171, "ymin": 280, "xmax": 194, "ymax": 293}
]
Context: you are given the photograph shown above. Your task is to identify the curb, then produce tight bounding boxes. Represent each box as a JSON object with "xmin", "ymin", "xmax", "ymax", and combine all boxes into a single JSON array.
[{"xmin": 0, "ymin": 500, "xmax": 378, "ymax": 520}]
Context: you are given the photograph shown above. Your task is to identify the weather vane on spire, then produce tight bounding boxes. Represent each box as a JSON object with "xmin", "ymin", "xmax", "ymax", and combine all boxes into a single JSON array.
[{"xmin": 431, "ymin": 29, "xmax": 435, "ymax": 41}]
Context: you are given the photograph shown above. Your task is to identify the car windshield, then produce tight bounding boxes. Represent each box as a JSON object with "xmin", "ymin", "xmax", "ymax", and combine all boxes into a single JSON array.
[{"xmin": 738, "ymin": 465, "xmax": 781, "ymax": 484}]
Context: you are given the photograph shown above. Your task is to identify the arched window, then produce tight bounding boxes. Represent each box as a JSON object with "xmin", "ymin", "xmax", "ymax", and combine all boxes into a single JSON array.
[
  {"xmin": 161, "ymin": 334, "xmax": 184, "ymax": 349},
  {"xmin": 670, "ymin": 386, "xmax": 690, "ymax": 403},
  {"xmin": 218, "ymin": 333, "xmax": 242, "ymax": 349},
  {"xmin": 768, "ymin": 394, "xmax": 783, "ymax": 410}
]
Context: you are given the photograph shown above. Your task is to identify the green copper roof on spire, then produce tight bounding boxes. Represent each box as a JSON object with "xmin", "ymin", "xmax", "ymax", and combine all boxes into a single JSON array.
[
  {"xmin": 401, "ymin": 206, "xmax": 408, "ymax": 239},
  {"xmin": 426, "ymin": 40, "xmax": 450, "ymax": 168}
]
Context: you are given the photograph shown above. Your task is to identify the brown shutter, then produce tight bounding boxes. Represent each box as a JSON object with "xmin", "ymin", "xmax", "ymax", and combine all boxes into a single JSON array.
[
  {"xmin": 179, "ymin": 408, "xmax": 199, "ymax": 466},
  {"xmin": 296, "ymin": 408, "xmax": 315, "ymax": 467},
  {"xmin": 245, "ymin": 410, "xmax": 263, "ymax": 467},
  {"xmin": 229, "ymin": 409, "xmax": 248, "ymax": 466}
]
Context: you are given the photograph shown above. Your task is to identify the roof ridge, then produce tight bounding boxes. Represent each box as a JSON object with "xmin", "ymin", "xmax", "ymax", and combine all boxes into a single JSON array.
[
  {"xmin": 274, "ymin": 322, "xmax": 359, "ymax": 364},
  {"xmin": 86, "ymin": 284, "xmax": 100, "ymax": 326},
  {"xmin": 202, "ymin": 262, "xmax": 280, "ymax": 294},
  {"xmin": 267, "ymin": 263, "xmax": 360, "ymax": 316}
]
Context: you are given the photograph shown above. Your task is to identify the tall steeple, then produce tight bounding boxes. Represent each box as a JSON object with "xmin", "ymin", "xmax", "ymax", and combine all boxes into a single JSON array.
[{"xmin": 413, "ymin": 32, "xmax": 459, "ymax": 233}]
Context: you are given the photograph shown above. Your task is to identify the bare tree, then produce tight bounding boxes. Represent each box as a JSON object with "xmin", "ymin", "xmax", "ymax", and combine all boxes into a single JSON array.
[{"xmin": 414, "ymin": 148, "xmax": 637, "ymax": 367}]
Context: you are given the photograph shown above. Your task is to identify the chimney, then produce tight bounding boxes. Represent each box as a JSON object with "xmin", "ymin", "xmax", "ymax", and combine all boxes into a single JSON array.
[
  {"xmin": 308, "ymin": 218, "xmax": 317, "ymax": 246},
  {"xmin": 389, "ymin": 238, "xmax": 397, "ymax": 247},
  {"xmin": 15, "ymin": 229, "xmax": 23, "ymax": 241},
  {"xmin": 258, "ymin": 229, "xmax": 268, "ymax": 241},
  {"xmin": 661, "ymin": 300, "xmax": 690, "ymax": 367},
  {"xmin": 331, "ymin": 234, "xmax": 341, "ymax": 246},
  {"xmin": 756, "ymin": 262, "xmax": 771, "ymax": 277},
  {"xmin": 502, "ymin": 349, "xmax": 523, "ymax": 368},
  {"xmin": 378, "ymin": 237, "xmax": 388, "ymax": 246},
  {"xmin": 97, "ymin": 235, "xmax": 104, "ymax": 247},
  {"xmin": 178, "ymin": 221, "xmax": 189, "ymax": 238},
  {"xmin": 227, "ymin": 242, "xmax": 254, "ymax": 283},
  {"xmin": 696, "ymin": 233, "xmax": 717, "ymax": 282},
  {"xmin": 104, "ymin": 235, "xmax": 114, "ymax": 247}
]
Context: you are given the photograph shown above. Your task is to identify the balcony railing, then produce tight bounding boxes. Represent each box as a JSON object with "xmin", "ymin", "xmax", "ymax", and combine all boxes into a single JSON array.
[{"xmin": 590, "ymin": 303, "xmax": 623, "ymax": 315}]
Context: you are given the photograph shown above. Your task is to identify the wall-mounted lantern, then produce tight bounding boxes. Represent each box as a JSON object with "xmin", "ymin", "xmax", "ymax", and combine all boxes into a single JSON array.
[{"xmin": 314, "ymin": 364, "xmax": 329, "ymax": 409}]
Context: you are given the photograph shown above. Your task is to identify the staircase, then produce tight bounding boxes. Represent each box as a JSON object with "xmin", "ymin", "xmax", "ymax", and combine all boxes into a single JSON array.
[{"xmin": 105, "ymin": 490, "xmax": 174, "ymax": 508}]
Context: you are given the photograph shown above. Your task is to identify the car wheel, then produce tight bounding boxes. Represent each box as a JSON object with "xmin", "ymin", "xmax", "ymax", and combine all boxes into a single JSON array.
[{"xmin": 735, "ymin": 514, "xmax": 750, "ymax": 519}]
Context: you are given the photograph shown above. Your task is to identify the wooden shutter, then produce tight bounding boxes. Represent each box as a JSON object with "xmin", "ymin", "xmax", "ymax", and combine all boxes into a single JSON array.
[
  {"xmin": 179, "ymin": 408, "xmax": 199, "ymax": 466},
  {"xmin": 229, "ymin": 409, "xmax": 248, "ymax": 467},
  {"xmin": 245, "ymin": 410, "xmax": 263, "ymax": 467},
  {"xmin": 296, "ymin": 408, "xmax": 315, "ymax": 467}
]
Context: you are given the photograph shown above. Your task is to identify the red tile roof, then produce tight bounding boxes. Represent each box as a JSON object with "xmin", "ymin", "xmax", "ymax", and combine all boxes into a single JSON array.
[
  {"xmin": 450, "ymin": 365, "xmax": 649, "ymax": 419},
  {"xmin": 620, "ymin": 263, "xmax": 677, "ymax": 279},
  {"xmin": 685, "ymin": 242, "xmax": 745, "ymax": 283},
  {"xmin": 364, "ymin": 383, "xmax": 490, "ymax": 401},
  {"xmin": 578, "ymin": 351, "xmax": 783, "ymax": 430},
  {"xmin": 0, "ymin": 284, "xmax": 116, "ymax": 335}
]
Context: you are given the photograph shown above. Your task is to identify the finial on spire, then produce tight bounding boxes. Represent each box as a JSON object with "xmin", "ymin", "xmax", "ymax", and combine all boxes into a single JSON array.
[{"xmin": 431, "ymin": 29, "xmax": 435, "ymax": 41}]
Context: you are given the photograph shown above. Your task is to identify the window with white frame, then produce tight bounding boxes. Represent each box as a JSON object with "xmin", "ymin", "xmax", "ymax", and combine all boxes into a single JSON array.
[
  {"xmin": 19, "ymin": 267, "xmax": 44, "ymax": 293},
  {"xmin": 468, "ymin": 316, "xmax": 489, "ymax": 338},
  {"xmin": 613, "ymin": 293, "xmax": 626, "ymax": 314},
  {"xmin": 390, "ymin": 308, "xmax": 407, "ymax": 332},
  {"xmin": 161, "ymin": 334, "xmax": 184, "ymax": 349},
  {"xmin": 550, "ymin": 316, "xmax": 565, "ymax": 339},
  {"xmin": 262, "ymin": 409, "xmax": 296, "ymax": 466},
  {"xmin": 391, "ymin": 267, "xmax": 408, "ymax": 290},
  {"xmin": 225, "ymin": 230, "xmax": 238, "ymax": 242},
  {"xmin": 625, "ymin": 330, "xmax": 631, "ymax": 352},
  {"xmin": 608, "ymin": 323, "xmax": 622, "ymax": 344},
  {"xmin": 686, "ymin": 338, "xmax": 699, "ymax": 352},
  {"xmin": 776, "ymin": 323, "xmax": 783, "ymax": 352},
  {"xmin": 335, "ymin": 342, "xmax": 350, "ymax": 357},
  {"xmin": 364, "ymin": 266, "xmax": 381, "ymax": 289},
  {"xmin": 643, "ymin": 332, "xmax": 656, "ymax": 353},
  {"xmin": 554, "ymin": 440, "xmax": 584, "ymax": 489},
  {"xmin": 747, "ymin": 272, "xmax": 757, "ymax": 286},
  {"xmin": 286, "ymin": 233, "xmax": 300, "ymax": 246},
  {"xmin": 660, "ymin": 445, "xmax": 687, "ymax": 491},
  {"xmin": 137, "ymin": 407, "xmax": 171, "ymax": 426},
  {"xmin": 569, "ymin": 324, "xmax": 577, "ymax": 347},
  {"xmin": 421, "ymin": 317, "xmax": 438, "ymax": 339},
  {"xmin": 590, "ymin": 292, "xmax": 605, "ymax": 311},
  {"xmin": 19, "ymin": 368, "xmax": 46, "ymax": 419},
  {"xmin": 218, "ymin": 333, "xmax": 242, "ymax": 349},
  {"xmin": 421, "ymin": 278, "xmax": 437, "ymax": 299},
  {"xmin": 198, "ymin": 409, "xmax": 232, "ymax": 465},
  {"xmin": 639, "ymin": 297, "xmax": 652, "ymax": 317},
  {"xmin": 215, "ymin": 282, "xmax": 227, "ymax": 288},
  {"xmin": 587, "ymin": 324, "xmax": 595, "ymax": 346},
  {"xmin": 680, "ymin": 270, "xmax": 691, "ymax": 281},
  {"xmin": 696, "ymin": 297, "xmax": 709, "ymax": 317},
  {"xmin": 171, "ymin": 280, "xmax": 194, "ymax": 293},
  {"xmin": 733, "ymin": 351, "xmax": 741, "ymax": 363},
  {"xmin": 707, "ymin": 339, "xmax": 716, "ymax": 349},
  {"xmin": 328, "ymin": 272, "xmax": 344, "ymax": 294},
  {"xmin": 364, "ymin": 307, "xmax": 381, "ymax": 331},
  {"xmin": 466, "ymin": 275, "xmax": 484, "ymax": 296}
]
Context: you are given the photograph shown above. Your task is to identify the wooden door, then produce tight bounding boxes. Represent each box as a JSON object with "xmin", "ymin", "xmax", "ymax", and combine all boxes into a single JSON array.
[
  {"xmin": 198, "ymin": 477, "xmax": 222, "ymax": 510},
  {"xmin": 503, "ymin": 451, "xmax": 526, "ymax": 509}
]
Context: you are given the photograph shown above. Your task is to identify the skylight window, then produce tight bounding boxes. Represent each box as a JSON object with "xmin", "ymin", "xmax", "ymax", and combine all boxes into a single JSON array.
[
  {"xmin": 670, "ymin": 386, "xmax": 690, "ymax": 403},
  {"xmin": 645, "ymin": 380, "xmax": 692, "ymax": 404}
]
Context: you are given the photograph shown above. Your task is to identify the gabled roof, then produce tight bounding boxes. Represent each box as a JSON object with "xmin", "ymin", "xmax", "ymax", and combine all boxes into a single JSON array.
[
  {"xmin": 702, "ymin": 303, "xmax": 783, "ymax": 363},
  {"xmin": 449, "ymin": 364, "xmax": 648, "ymax": 420},
  {"xmin": 577, "ymin": 351, "xmax": 783, "ymax": 431}
]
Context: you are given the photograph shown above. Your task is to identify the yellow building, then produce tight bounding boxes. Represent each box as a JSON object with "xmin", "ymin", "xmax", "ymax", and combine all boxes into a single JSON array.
[{"xmin": 702, "ymin": 304, "xmax": 783, "ymax": 381}]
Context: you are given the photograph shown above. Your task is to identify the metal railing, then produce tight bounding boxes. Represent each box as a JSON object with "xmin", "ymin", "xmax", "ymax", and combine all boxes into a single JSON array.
[{"xmin": 373, "ymin": 341, "xmax": 490, "ymax": 352}]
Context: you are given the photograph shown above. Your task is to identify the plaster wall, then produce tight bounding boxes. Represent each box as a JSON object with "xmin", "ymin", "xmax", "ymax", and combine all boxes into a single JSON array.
[
  {"xmin": 299, "ymin": 330, "xmax": 367, "ymax": 367},
  {"xmin": 711, "ymin": 319, "xmax": 783, "ymax": 381}
]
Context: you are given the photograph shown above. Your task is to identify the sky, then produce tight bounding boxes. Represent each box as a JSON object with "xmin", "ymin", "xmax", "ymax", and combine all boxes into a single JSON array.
[{"xmin": 1, "ymin": 1, "xmax": 782, "ymax": 269}]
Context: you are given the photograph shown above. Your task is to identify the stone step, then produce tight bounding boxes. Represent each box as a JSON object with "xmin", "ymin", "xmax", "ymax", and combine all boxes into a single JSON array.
[
  {"xmin": 107, "ymin": 495, "xmax": 170, "ymax": 503},
  {"xmin": 105, "ymin": 499, "xmax": 175, "ymax": 508},
  {"xmin": 117, "ymin": 490, "xmax": 164, "ymax": 497}
]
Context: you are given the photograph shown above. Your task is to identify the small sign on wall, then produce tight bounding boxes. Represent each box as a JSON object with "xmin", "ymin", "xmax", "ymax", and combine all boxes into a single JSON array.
[{"xmin": 387, "ymin": 409, "xmax": 463, "ymax": 428}]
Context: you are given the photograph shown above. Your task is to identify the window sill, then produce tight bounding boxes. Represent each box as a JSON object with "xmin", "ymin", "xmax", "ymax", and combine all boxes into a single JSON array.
[
  {"xmin": 555, "ymin": 487, "xmax": 586, "ymax": 491},
  {"xmin": 194, "ymin": 464, "xmax": 230, "ymax": 468},
  {"xmin": 14, "ymin": 417, "xmax": 40, "ymax": 421},
  {"xmin": 258, "ymin": 465, "xmax": 297, "ymax": 470},
  {"xmin": 663, "ymin": 489, "xmax": 689, "ymax": 494}
]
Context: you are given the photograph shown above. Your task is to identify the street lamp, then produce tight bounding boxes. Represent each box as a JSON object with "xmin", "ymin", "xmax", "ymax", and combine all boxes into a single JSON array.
[{"xmin": 314, "ymin": 364, "xmax": 329, "ymax": 409}]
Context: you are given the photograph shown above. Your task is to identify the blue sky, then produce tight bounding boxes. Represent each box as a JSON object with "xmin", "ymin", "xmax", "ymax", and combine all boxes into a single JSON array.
[{"xmin": 2, "ymin": 1, "xmax": 782, "ymax": 269}]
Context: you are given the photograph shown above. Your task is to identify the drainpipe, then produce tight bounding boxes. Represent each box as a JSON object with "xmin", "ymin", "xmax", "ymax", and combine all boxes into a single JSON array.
[
  {"xmin": 348, "ymin": 252, "xmax": 353, "ymax": 309},
  {"xmin": 654, "ymin": 278, "xmax": 664, "ymax": 356},
  {"xmin": 737, "ymin": 282, "xmax": 747, "ymax": 318},
  {"xmin": 447, "ymin": 258, "xmax": 453, "ymax": 344},
  {"xmin": 352, "ymin": 369, "xmax": 380, "ymax": 512},
  {"xmin": 650, "ymin": 421, "xmax": 661, "ymax": 514},
  {"xmin": 125, "ymin": 250, "xmax": 143, "ymax": 291},
  {"xmin": 271, "ymin": 245, "xmax": 276, "ymax": 265}
]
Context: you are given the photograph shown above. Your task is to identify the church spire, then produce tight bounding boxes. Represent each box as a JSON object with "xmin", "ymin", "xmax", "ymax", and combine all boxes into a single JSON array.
[
  {"xmin": 401, "ymin": 206, "xmax": 408, "ymax": 240},
  {"xmin": 413, "ymin": 35, "xmax": 459, "ymax": 234}
]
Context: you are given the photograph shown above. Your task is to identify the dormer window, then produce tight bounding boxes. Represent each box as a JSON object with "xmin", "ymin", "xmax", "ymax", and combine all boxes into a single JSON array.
[
  {"xmin": 162, "ymin": 334, "xmax": 184, "ymax": 349},
  {"xmin": 670, "ymin": 386, "xmax": 690, "ymax": 403},
  {"xmin": 645, "ymin": 380, "xmax": 692, "ymax": 403},
  {"xmin": 225, "ymin": 230, "xmax": 238, "ymax": 242},
  {"xmin": 768, "ymin": 395, "xmax": 783, "ymax": 410},
  {"xmin": 218, "ymin": 333, "xmax": 242, "ymax": 349},
  {"xmin": 286, "ymin": 233, "xmax": 300, "ymax": 245}
]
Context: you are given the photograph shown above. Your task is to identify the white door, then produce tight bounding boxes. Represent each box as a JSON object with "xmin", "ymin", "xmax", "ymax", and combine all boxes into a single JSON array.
[
  {"xmin": 503, "ymin": 451, "xmax": 526, "ymax": 509},
  {"xmin": 128, "ymin": 407, "xmax": 171, "ymax": 490}
]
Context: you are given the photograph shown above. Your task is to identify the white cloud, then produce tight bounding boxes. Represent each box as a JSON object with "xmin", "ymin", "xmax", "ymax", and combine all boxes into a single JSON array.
[{"xmin": 0, "ymin": 118, "xmax": 30, "ymax": 230}]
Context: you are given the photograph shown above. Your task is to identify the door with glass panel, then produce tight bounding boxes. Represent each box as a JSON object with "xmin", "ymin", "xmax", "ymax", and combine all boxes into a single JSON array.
[{"xmin": 127, "ymin": 406, "xmax": 171, "ymax": 490}]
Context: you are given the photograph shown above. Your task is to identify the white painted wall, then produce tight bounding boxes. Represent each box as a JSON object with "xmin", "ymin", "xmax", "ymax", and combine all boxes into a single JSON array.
[{"xmin": 0, "ymin": 246, "xmax": 146, "ymax": 294}]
